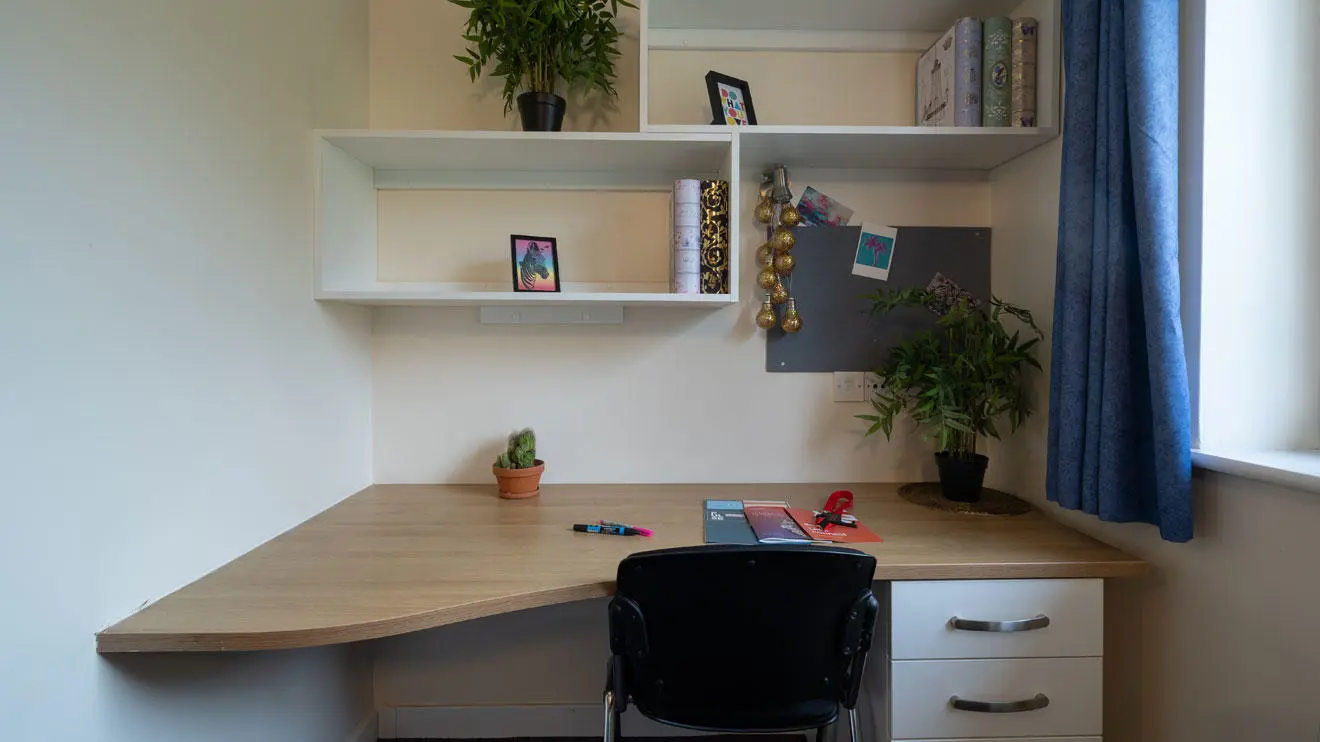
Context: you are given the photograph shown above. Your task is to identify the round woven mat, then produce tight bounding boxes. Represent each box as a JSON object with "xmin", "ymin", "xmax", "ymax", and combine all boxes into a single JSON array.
[{"xmin": 898, "ymin": 482, "xmax": 1032, "ymax": 516}]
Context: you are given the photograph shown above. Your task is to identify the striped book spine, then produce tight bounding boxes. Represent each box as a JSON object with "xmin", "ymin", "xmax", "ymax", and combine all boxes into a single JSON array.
[
  {"xmin": 982, "ymin": 17, "xmax": 1012, "ymax": 127},
  {"xmin": 671, "ymin": 180, "xmax": 700, "ymax": 294},
  {"xmin": 698, "ymin": 180, "xmax": 730, "ymax": 295},
  {"xmin": 952, "ymin": 17, "xmax": 982, "ymax": 126},
  {"xmin": 1011, "ymin": 18, "xmax": 1039, "ymax": 127}
]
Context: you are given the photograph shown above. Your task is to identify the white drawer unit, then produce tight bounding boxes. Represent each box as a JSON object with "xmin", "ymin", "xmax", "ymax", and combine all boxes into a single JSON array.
[
  {"xmin": 890, "ymin": 657, "xmax": 1103, "ymax": 740},
  {"xmin": 891, "ymin": 579, "xmax": 1103, "ymax": 660}
]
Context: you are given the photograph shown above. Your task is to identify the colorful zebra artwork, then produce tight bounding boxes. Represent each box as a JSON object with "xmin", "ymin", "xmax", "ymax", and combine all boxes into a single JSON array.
[{"xmin": 510, "ymin": 235, "xmax": 560, "ymax": 292}]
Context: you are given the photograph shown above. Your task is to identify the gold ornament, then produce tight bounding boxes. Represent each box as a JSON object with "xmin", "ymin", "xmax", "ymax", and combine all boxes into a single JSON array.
[
  {"xmin": 779, "ymin": 204, "xmax": 803, "ymax": 228},
  {"xmin": 770, "ymin": 283, "xmax": 790, "ymax": 304},
  {"xmin": 774, "ymin": 252, "xmax": 796, "ymax": 275},
  {"xmin": 757, "ymin": 268, "xmax": 779, "ymax": 290},
  {"xmin": 755, "ymin": 243, "xmax": 774, "ymax": 267},
  {"xmin": 754, "ymin": 199, "xmax": 774, "ymax": 224},
  {"xmin": 782, "ymin": 298, "xmax": 802, "ymax": 333},
  {"xmin": 772, "ymin": 227, "xmax": 796, "ymax": 252},
  {"xmin": 755, "ymin": 297, "xmax": 778, "ymax": 329}
]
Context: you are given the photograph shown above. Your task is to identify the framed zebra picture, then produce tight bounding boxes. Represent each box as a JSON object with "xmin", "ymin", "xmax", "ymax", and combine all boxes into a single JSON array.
[{"xmin": 510, "ymin": 235, "xmax": 560, "ymax": 293}]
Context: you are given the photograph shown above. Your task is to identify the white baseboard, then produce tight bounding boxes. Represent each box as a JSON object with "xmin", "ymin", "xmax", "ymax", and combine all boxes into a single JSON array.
[
  {"xmin": 347, "ymin": 711, "xmax": 379, "ymax": 742},
  {"xmin": 384, "ymin": 704, "xmax": 719, "ymax": 739}
]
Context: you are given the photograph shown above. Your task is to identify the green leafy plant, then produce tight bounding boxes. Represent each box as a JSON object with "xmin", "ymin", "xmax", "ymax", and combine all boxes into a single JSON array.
[
  {"xmin": 451, "ymin": 0, "xmax": 636, "ymax": 114},
  {"xmin": 857, "ymin": 288, "xmax": 1042, "ymax": 458},
  {"xmin": 494, "ymin": 428, "xmax": 538, "ymax": 470}
]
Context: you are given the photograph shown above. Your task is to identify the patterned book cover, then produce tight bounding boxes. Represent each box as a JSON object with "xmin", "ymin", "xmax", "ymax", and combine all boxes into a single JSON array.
[
  {"xmin": 917, "ymin": 18, "xmax": 982, "ymax": 126},
  {"xmin": 981, "ymin": 17, "xmax": 1012, "ymax": 127},
  {"xmin": 671, "ymin": 179, "xmax": 701, "ymax": 294},
  {"xmin": 1011, "ymin": 18, "xmax": 1039, "ymax": 127},
  {"xmin": 698, "ymin": 179, "xmax": 729, "ymax": 294}
]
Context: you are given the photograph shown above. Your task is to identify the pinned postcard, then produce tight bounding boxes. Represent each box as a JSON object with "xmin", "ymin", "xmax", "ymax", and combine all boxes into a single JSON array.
[
  {"xmin": 851, "ymin": 223, "xmax": 898, "ymax": 281},
  {"xmin": 796, "ymin": 186, "xmax": 855, "ymax": 227}
]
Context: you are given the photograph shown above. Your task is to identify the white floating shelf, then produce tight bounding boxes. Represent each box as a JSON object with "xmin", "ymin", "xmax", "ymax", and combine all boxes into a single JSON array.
[
  {"xmin": 317, "ymin": 283, "xmax": 735, "ymax": 308},
  {"xmin": 318, "ymin": 130, "xmax": 732, "ymax": 176}
]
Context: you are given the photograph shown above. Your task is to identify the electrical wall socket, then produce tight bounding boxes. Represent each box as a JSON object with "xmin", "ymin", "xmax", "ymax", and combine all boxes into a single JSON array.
[
  {"xmin": 863, "ymin": 372, "xmax": 882, "ymax": 399},
  {"xmin": 833, "ymin": 372, "xmax": 865, "ymax": 402}
]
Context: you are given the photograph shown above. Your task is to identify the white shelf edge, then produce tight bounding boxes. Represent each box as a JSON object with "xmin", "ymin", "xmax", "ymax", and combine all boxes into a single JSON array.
[
  {"xmin": 647, "ymin": 29, "xmax": 941, "ymax": 53},
  {"xmin": 314, "ymin": 129, "xmax": 734, "ymax": 144},
  {"xmin": 316, "ymin": 289, "xmax": 737, "ymax": 308}
]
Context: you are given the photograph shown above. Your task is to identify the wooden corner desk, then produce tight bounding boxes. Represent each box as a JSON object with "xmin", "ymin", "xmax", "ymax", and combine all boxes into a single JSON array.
[{"xmin": 97, "ymin": 483, "xmax": 1144, "ymax": 741}]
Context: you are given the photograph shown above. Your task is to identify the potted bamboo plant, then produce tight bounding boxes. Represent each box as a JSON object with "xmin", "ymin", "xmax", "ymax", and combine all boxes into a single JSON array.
[
  {"xmin": 858, "ymin": 288, "xmax": 1042, "ymax": 503},
  {"xmin": 450, "ymin": 0, "xmax": 635, "ymax": 131},
  {"xmin": 493, "ymin": 428, "xmax": 544, "ymax": 499}
]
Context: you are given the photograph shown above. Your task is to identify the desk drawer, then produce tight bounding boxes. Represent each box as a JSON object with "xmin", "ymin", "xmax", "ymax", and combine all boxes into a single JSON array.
[
  {"xmin": 892, "ymin": 579, "xmax": 1102, "ymax": 659},
  {"xmin": 890, "ymin": 657, "xmax": 1102, "ymax": 739}
]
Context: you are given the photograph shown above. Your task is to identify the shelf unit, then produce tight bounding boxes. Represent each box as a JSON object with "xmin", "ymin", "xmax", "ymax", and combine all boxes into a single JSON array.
[
  {"xmin": 315, "ymin": 130, "xmax": 740, "ymax": 311},
  {"xmin": 315, "ymin": 1, "xmax": 1062, "ymax": 315}
]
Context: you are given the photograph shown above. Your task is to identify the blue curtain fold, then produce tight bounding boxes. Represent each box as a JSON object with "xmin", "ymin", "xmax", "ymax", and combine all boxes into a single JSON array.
[{"xmin": 1047, "ymin": 0, "xmax": 1192, "ymax": 542}]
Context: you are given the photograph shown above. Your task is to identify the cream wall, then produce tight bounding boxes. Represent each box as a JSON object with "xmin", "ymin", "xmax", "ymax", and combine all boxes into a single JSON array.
[
  {"xmin": 368, "ymin": 0, "xmax": 990, "ymax": 486},
  {"xmin": 0, "ymin": 1, "xmax": 375, "ymax": 739},
  {"xmin": 986, "ymin": 1, "xmax": 1320, "ymax": 739},
  {"xmin": 370, "ymin": 0, "xmax": 640, "ymax": 131}
]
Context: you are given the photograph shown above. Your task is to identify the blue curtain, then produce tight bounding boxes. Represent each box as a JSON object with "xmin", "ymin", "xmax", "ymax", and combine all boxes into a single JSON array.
[{"xmin": 1047, "ymin": 0, "xmax": 1191, "ymax": 542}]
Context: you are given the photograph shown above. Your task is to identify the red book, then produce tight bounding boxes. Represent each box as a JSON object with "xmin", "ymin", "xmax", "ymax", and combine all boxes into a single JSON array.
[
  {"xmin": 743, "ymin": 502, "xmax": 813, "ymax": 543},
  {"xmin": 786, "ymin": 507, "xmax": 883, "ymax": 544}
]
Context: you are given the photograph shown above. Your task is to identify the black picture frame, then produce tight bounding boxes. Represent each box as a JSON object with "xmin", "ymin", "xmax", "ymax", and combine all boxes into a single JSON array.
[
  {"xmin": 509, "ymin": 235, "xmax": 561, "ymax": 293},
  {"xmin": 705, "ymin": 71, "xmax": 757, "ymax": 126}
]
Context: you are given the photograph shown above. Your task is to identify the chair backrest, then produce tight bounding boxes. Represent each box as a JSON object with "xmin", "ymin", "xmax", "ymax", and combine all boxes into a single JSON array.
[{"xmin": 609, "ymin": 544, "xmax": 878, "ymax": 733}]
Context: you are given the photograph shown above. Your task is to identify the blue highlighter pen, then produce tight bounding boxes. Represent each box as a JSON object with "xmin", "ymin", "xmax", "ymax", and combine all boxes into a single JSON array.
[{"xmin": 573, "ymin": 523, "xmax": 641, "ymax": 536}]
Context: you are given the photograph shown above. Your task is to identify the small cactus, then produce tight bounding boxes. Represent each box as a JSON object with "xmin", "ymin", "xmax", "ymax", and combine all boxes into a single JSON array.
[{"xmin": 494, "ymin": 428, "xmax": 537, "ymax": 469}]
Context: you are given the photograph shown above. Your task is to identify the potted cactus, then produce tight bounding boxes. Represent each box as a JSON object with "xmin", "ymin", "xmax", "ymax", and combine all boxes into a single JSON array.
[{"xmin": 492, "ymin": 428, "xmax": 544, "ymax": 499}]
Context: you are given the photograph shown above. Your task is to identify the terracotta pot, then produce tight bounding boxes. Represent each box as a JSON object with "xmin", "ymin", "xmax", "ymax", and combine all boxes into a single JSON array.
[{"xmin": 493, "ymin": 459, "xmax": 544, "ymax": 499}]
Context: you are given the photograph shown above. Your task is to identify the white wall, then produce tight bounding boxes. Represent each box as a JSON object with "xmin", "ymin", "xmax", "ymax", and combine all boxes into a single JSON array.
[
  {"xmin": 987, "ymin": 1, "xmax": 1320, "ymax": 739},
  {"xmin": 0, "ymin": 1, "xmax": 374, "ymax": 739}
]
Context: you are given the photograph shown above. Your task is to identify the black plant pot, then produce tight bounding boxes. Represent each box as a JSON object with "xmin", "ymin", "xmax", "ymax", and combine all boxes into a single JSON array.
[
  {"xmin": 935, "ymin": 452, "xmax": 989, "ymax": 503},
  {"xmin": 517, "ymin": 92, "xmax": 566, "ymax": 132}
]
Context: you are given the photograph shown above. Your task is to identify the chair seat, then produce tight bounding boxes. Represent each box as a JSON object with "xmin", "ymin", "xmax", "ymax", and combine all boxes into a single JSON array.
[{"xmin": 636, "ymin": 698, "xmax": 839, "ymax": 733}]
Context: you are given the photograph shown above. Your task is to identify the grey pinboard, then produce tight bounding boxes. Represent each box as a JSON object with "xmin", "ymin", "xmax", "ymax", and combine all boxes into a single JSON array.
[{"xmin": 766, "ymin": 226, "xmax": 991, "ymax": 372}]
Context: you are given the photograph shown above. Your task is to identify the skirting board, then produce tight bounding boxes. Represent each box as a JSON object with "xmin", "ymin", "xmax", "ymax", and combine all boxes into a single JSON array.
[
  {"xmin": 349, "ymin": 711, "xmax": 379, "ymax": 742},
  {"xmin": 381, "ymin": 704, "xmax": 817, "ymax": 739}
]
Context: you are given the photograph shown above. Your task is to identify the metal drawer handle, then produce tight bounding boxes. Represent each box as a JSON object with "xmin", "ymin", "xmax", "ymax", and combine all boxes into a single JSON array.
[
  {"xmin": 950, "ymin": 693, "xmax": 1051, "ymax": 713},
  {"xmin": 948, "ymin": 614, "xmax": 1050, "ymax": 632}
]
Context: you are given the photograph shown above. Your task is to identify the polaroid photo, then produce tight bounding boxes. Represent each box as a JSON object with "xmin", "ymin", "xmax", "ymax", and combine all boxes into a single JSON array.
[
  {"xmin": 851, "ymin": 223, "xmax": 899, "ymax": 281},
  {"xmin": 796, "ymin": 186, "xmax": 855, "ymax": 227}
]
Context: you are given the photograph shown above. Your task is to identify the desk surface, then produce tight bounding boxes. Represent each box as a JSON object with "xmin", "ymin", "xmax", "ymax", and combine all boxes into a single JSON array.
[{"xmin": 96, "ymin": 483, "xmax": 1144, "ymax": 653}]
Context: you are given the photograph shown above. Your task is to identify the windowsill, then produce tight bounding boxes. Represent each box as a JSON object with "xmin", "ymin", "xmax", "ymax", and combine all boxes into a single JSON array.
[{"xmin": 1191, "ymin": 448, "xmax": 1320, "ymax": 494}]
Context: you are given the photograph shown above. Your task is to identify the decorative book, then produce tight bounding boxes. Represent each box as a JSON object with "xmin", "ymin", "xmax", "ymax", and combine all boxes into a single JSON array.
[
  {"xmin": 917, "ymin": 17, "xmax": 982, "ymax": 127},
  {"xmin": 982, "ymin": 17, "xmax": 1013, "ymax": 127},
  {"xmin": 1011, "ymin": 18, "xmax": 1039, "ymax": 127},
  {"xmin": 699, "ymin": 179, "xmax": 730, "ymax": 294}
]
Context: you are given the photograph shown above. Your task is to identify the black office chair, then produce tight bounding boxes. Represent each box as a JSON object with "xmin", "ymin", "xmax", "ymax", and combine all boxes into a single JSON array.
[{"xmin": 605, "ymin": 545, "xmax": 879, "ymax": 742}]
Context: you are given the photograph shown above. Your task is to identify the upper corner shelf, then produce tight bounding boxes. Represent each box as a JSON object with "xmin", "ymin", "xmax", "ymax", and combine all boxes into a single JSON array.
[
  {"xmin": 643, "ymin": 125, "xmax": 1059, "ymax": 171},
  {"xmin": 647, "ymin": 0, "xmax": 1027, "ymax": 33}
]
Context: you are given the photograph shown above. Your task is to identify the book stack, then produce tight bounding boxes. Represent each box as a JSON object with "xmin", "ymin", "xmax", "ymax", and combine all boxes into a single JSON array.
[
  {"xmin": 917, "ymin": 16, "xmax": 1038, "ymax": 128},
  {"xmin": 703, "ymin": 499, "xmax": 882, "ymax": 545},
  {"xmin": 671, "ymin": 179, "xmax": 701, "ymax": 294}
]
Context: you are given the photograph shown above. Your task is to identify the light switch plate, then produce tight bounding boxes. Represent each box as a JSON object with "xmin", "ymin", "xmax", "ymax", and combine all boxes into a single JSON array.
[{"xmin": 834, "ymin": 372, "xmax": 865, "ymax": 402}]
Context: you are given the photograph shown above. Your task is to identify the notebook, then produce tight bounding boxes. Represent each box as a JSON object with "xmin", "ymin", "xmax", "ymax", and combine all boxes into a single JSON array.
[
  {"xmin": 703, "ymin": 499, "xmax": 758, "ymax": 545},
  {"xmin": 743, "ymin": 501, "xmax": 813, "ymax": 543}
]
